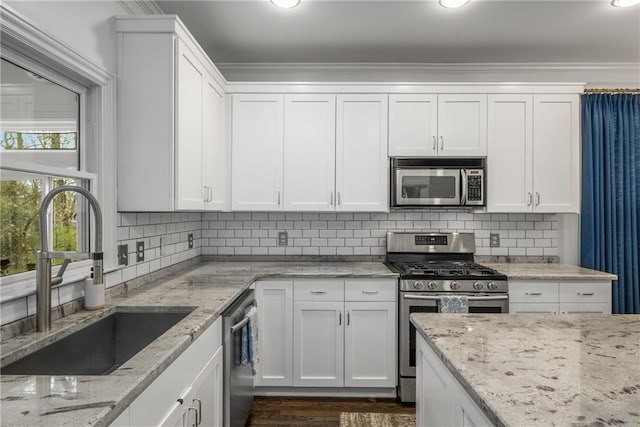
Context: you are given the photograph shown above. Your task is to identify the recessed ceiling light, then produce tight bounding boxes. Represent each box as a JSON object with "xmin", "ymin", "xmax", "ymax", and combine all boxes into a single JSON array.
[
  {"xmin": 611, "ymin": 0, "xmax": 640, "ymax": 6},
  {"xmin": 270, "ymin": 0, "xmax": 301, "ymax": 8},
  {"xmin": 439, "ymin": 0, "xmax": 471, "ymax": 8}
]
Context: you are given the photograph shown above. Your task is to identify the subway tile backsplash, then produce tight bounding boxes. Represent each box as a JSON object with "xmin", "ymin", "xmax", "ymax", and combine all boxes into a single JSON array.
[{"xmin": 201, "ymin": 211, "xmax": 559, "ymax": 257}]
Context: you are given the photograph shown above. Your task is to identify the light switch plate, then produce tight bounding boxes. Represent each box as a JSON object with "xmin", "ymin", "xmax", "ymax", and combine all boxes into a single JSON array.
[
  {"xmin": 490, "ymin": 233, "xmax": 500, "ymax": 248},
  {"xmin": 117, "ymin": 244, "xmax": 128, "ymax": 266},
  {"xmin": 136, "ymin": 241, "xmax": 145, "ymax": 262},
  {"xmin": 278, "ymin": 231, "xmax": 288, "ymax": 246},
  {"xmin": 188, "ymin": 233, "xmax": 194, "ymax": 249}
]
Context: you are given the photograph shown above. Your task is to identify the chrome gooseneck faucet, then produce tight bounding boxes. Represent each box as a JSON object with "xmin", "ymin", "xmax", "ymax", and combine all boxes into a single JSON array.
[{"xmin": 36, "ymin": 185, "xmax": 103, "ymax": 332}]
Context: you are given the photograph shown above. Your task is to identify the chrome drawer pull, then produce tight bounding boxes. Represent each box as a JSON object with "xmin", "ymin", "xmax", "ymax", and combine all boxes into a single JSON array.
[
  {"xmin": 311, "ymin": 290, "xmax": 327, "ymax": 294},
  {"xmin": 525, "ymin": 292, "xmax": 542, "ymax": 296},
  {"xmin": 362, "ymin": 290, "xmax": 379, "ymax": 294},
  {"xmin": 577, "ymin": 292, "xmax": 595, "ymax": 296}
]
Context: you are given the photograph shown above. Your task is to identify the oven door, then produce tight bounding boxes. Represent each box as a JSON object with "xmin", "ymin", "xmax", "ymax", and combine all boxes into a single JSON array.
[
  {"xmin": 400, "ymin": 292, "xmax": 508, "ymax": 378},
  {"xmin": 394, "ymin": 169, "xmax": 461, "ymax": 206}
]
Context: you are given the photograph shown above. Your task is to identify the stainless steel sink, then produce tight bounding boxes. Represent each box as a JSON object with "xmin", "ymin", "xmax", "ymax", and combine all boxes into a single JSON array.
[{"xmin": 1, "ymin": 307, "xmax": 194, "ymax": 376}]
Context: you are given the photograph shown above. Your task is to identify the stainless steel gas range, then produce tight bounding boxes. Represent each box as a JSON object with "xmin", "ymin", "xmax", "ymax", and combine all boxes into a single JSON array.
[{"xmin": 385, "ymin": 232, "xmax": 508, "ymax": 403}]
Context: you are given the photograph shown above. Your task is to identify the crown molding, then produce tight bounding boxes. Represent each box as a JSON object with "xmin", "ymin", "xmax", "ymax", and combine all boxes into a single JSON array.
[
  {"xmin": 116, "ymin": 0, "xmax": 164, "ymax": 15},
  {"xmin": 217, "ymin": 62, "xmax": 640, "ymax": 86}
]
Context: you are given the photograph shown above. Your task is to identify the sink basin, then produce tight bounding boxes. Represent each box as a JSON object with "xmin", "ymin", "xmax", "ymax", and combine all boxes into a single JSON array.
[{"xmin": 1, "ymin": 307, "xmax": 194, "ymax": 376}]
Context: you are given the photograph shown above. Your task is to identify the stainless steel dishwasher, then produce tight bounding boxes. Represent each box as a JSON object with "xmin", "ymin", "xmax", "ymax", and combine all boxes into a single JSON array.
[{"xmin": 222, "ymin": 288, "xmax": 255, "ymax": 427}]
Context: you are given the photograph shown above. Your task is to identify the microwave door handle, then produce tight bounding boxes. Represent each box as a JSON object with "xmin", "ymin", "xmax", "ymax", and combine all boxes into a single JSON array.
[{"xmin": 460, "ymin": 169, "xmax": 467, "ymax": 205}]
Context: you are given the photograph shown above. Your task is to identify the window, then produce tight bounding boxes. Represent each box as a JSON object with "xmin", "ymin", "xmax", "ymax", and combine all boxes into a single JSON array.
[{"xmin": 0, "ymin": 56, "xmax": 90, "ymax": 279}]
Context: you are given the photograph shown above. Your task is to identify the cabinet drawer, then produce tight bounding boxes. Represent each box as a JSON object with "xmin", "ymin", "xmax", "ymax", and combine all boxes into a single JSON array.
[
  {"xmin": 559, "ymin": 302, "xmax": 611, "ymax": 315},
  {"xmin": 294, "ymin": 280, "xmax": 344, "ymax": 301},
  {"xmin": 509, "ymin": 302, "xmax": 559, "ymax": 315},
  {"xmin": 559, "ymin": 281, "xmax": 610, "ymax": 303},
  {"xmin": 508, "ymin": 281, "xmax": 558, "ymax": 303},
  {"xmin": 344, "ymin": 279, "xmax": 396, "ymax": 302}
]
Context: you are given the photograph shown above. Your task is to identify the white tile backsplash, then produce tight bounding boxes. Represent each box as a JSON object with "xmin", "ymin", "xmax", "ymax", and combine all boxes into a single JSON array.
[{"xmin": 200, "ymin": 210, "xmax": 558, "ymax": 256}]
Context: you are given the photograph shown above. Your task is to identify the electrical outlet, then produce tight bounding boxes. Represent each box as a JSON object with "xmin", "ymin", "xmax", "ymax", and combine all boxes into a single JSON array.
[
  {"xmin": 117, "ymin": 244, "xmax": 128, "ymax": 266},
  {"xmin": 278, "ymin": 231, "xmax": 288, "ymax": 246},
  {"xmin": 136, "ymin": 241, "xmax": 145, "ymax": 262},
  {"xmin": 490, "ymin": 233, "xmax": 500, "ymax": 248},
  {"xmin": 188, "ymin": 233, "xmax": 194, "ymax": 249}
]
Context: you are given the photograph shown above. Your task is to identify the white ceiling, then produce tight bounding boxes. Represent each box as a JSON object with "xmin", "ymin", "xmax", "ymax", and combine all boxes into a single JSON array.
[{"xmin": 157, "ymin": 0, "xmax": 640, "ymax": 64}]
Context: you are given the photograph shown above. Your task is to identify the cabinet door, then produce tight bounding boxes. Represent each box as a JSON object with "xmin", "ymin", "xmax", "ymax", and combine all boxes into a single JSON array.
[
  {"xmin": 336, "ymin": 94, "xmax": 388, "ymax": 212},
  {"xmin": 559, "ymin": 302, "xmax": 610, "ymax": 315},
  {"xmin": 256, "ymin": 281, "xmax": 293, "ymax": 387},
  {"xmin": 344, "ymin": 301, "xmax": 396, "ymax": 388},
  {"xmin": 388, "ymin": 94, "xmax": 438, "ymax": 156},
  {"xmin": 203, "ymin": 77, "xmax": 229, "ymax": 211},
  {"xmin": 437, "ymin": 94, "xmax": 487, "ymax": 157},
  {"xmin": 532, "ymin": 95, "xmax": 580, "ymax": 213},
  {"xmin": 487, "ymin": 95, "xmax": 533, "ymax": 212},
  {"xmin": 283, "ymin": 94, "xmax": 336, "ymax": 211},
  {"xmin": 509, "ymin": 302, "xmax": 559, "ymax": 314},
  {"xmin": 232, "ymin": 94, "xmax": 284, "ymax": 211},
  {"xmin": 293, "ymin": 301, "xmax": 344, "ymax": 387},
  {"xmin": 416, "ymin": 333, "xmax": 454, "ymax": 427},
  {"xmin": 175, "ymin": 40, "xmax": 205, "ymax": 210},
  {"xmin": 189, "ymin": 345, "xmax": 223, "ymax": 427}
]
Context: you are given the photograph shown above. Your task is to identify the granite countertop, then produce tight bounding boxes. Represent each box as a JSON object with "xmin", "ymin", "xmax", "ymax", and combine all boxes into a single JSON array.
[
  {"xmin": 0, "ymin": 261, "xmax": 396, "ymax": 426},
  {"xmin": 485, "ymin": 263, "xmax": 618, "ymax": 281},
  {"xmin": 411, "ymin": 313, "xmax": 640, "ymax": 427}
]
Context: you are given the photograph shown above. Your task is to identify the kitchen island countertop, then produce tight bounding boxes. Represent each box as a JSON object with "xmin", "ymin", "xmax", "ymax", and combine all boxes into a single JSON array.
[
  {"xmin": 411, "ymin": 313, "xmax": 640, "ymax": 427},
  {"xmin": 0, "ymin": 261, "xmax": 396, "ymax": 426}
]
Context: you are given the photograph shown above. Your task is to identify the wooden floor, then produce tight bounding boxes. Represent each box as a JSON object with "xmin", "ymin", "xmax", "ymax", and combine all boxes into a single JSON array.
[{"xmin": 246, "ymin": 396, "xmax": 415, "ymax": 426}]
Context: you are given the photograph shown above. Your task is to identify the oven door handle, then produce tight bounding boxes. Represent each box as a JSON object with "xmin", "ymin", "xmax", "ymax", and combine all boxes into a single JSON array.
[{"xmin": 403, "ymin": 294, "xmax": 508, "ymax": 301}]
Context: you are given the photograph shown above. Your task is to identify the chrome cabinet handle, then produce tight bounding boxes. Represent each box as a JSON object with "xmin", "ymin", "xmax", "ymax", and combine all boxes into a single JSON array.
[
  {"xmin": 188, "ymin": 407, "xmax": 199, "ymax": 427},
  {"xmin": 362, "ymin": 290, "xmax": 379, "ymax": 294},
  {"xmin": 338, "ymin": 310, "xmax": 342, "ymax": 325},
  {"xmin": 432, "ymin": 136, "xmax": 437, "ymax": 151},
  {"xmin": 535, "ymin": 192, "xmax": 540, "ymax": 206},
  {"xmin": 577, "ymin": 292, "xmax": 595, "ymax": 296},
  {"xmin": 310, "ymin": 290, "xmax": 327, "ymax": 294},
  {"xmin": 330, "ymin": 192, "xmax": 334, "ymax": 206},
  {"xmin": 202, "ymin": 186, "xmax": 208, "ymax": 202},
  {"xmin": 527, "ymin": 192, "xmax": 533, "ymax": 206},
  {"xmin": 347, "ymin": 311, "xmax": 350, "ymax": 325},
  {"xmin": 193, "ymin": 398, "xmax": 202, "ymax": 426},
  {"xmin": 337, "ymin": 192, "xmax": 341, "ymax": 206},
  {"xmin": 208, "ymin": 187, "xmax": 213, "ymax": 202},
  {"xmin": 525, "ymin": 292, "xmax": 542, "ymax": 296},
  {"xmin": 440, "ymin": 136, "xmax": 444, "ymax": 150},
  {"xmin": 277, "ymin": 191, "xmax": 281, "ymax": 206}
]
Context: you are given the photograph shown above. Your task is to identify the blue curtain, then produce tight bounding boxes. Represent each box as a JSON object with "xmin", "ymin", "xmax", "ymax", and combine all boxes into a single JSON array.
[{"xmin": 581, "ymin": 93, "xmax": 640, "ymax": 314}]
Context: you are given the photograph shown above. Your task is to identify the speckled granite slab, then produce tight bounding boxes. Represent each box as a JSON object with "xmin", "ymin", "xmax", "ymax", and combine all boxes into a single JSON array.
[
  {"xmin": 411, "ymin": 313, "xmax": 640, "ymax": 427},
  {"xmin": 0, "ymin": 261, "xmax": 397, "ymax": 426},
  {"xmin": 486, "ymin": 263, "xmax": 618, "ymax": 280}
]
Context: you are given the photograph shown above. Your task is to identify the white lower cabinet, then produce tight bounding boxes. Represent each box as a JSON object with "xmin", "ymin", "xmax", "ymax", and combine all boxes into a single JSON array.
[
  {"xmin": 509, "ymin": 280, "xmax": 611, "ymax": 314},
  {"xmin": 256, "ymin": 278, "xmax": 396, "ymax": 391},
  {"xmin": 115, "ymin": 317, "xmax": 223, "ymax": 426},
  {"xmin": 417, "ymin": 332, "xmax": 492, "ymax": 427}
]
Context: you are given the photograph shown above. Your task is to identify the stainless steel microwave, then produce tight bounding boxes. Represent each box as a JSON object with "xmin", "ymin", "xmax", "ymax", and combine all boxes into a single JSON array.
[{"xmin": 391, "ymin": 158, "xmax": 486, "ymax": 207}]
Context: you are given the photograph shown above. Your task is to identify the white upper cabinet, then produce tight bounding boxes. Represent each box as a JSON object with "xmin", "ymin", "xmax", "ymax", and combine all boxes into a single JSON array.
[
  {"xmin": 116, "ymin": 16, "xmax": 228, "ymax": 212},
  {"xmin": 389, "ymin": 94, "xmax": 487, "ymax": 157},
  {"xmin": 283, "ymin": 94, "xmax": 336, "ymax": 211},
  {"xmin": 532, "ymin": 95, "xmax": 580, "ymax": 213},
  {"xmin": 231, "ymin": 94, "xmax": 284, "ymax": 211},
  {"xmin": 388, "ymin": 94, "xmax": 438, "ymax": 156},
  {"xmin": 487, "ymin": 94, "xmax": 579, "ymax": 213},
  {"xmin": 203, "ymin": 77, "xmax": 229, "ymax": 211},
  {"xmin": 437, "ymin": 94, "xmax": 488, "ymax": 157},
  {"xmin": 336, "ymin": 94, "xmax": 389, "ymax": 212}
]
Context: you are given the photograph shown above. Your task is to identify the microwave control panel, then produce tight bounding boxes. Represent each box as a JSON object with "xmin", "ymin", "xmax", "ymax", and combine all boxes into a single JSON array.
[{"xmin": 466, "ymin": 170, "xmax": 484, "ymax": 203}]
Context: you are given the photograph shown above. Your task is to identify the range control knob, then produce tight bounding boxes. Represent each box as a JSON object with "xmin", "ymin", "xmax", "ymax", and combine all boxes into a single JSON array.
[
  {"xmin": 450, "ymin": 281, "xmax": 461, "ymax": 290},
  {"xmin": 413, "ymin": 281, "xmax": 425, "ymax": 290},
  {"xmin": 427, "ymin": 281, "xmax": 438, "ymax": 290},
  {"xmin": 473, "ymin": 281, "xmax": 484, "ymax": 290},
  {"xmin": 487, "ymin": 281, "xmax": 498, "ymax": 290}
]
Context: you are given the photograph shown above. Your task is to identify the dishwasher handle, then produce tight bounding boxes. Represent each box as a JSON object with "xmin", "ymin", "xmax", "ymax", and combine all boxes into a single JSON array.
[{"xmin": 230, "ymin": 316, "xmax": 250, "ymax": 334}]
